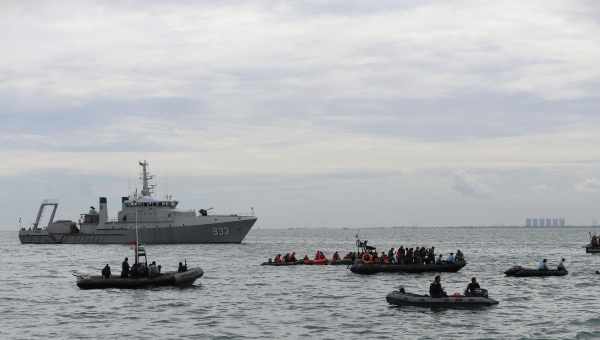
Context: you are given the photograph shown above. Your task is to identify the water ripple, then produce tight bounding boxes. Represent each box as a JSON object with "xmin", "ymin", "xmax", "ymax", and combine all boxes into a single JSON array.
[{"xmin": 1, "ymin": 227, "xmax": 600, "ymax": 339}]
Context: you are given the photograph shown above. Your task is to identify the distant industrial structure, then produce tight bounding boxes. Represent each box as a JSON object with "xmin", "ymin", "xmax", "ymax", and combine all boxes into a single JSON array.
[{"xmin": 525, "ymin": 217, "xmax": 566, "ymax": 227}]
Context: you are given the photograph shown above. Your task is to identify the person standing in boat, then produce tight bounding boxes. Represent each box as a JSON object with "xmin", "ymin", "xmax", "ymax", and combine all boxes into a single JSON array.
[
  {"xmin": 388, "ymin": 248, "xmax": 395, "ymax": 263},
  {"xmin": 428, "ymin": 247, "xmax": 435, "ymax": 264},
  {"xmin": 429, "ymin": 275, "xmax": 447, "ymax": 298},
  {"xmin": 101, "ymin": 264, "xmax": 111, "ymax": 279},
  {"xmin": 121, "ymin": 257, "xmax": 130, "ymax": 278},
  {"xmin": 456, "ymin": 250, "xmax": 464, "ymax": 263},
  {"xmin": 397, "ymin": 246, "xmax": 404, "ymax": 264}
]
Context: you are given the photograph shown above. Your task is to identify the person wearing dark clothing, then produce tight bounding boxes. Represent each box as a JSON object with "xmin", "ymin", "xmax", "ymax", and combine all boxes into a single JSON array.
[
  {"xmin": 130, "ymin": 263, "xmax": 138, "ymax": 277},
  {"xmin": 428, "ymin": 247, "xmax": 435, "ymax": 264},
  {"xmin": 178, "ymin": 262, "xmax": 184, "ymax": 273},
  {"xmin": 465, "ymin": 277, "xmax": 480, "ymax": 295},
  {"xmin": 121, "ymin": 257, "xmax": 130, "ymax": 278},
  {"xmin": 429, "ymin": 275, "xmax": 447, "ymax": 298},
  {"xmin": 102, "ymin": 264, "xmax": 111, "ymax": 279}
]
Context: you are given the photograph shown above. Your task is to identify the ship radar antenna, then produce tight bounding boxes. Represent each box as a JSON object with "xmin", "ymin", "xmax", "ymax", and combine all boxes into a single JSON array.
[{"xmin": 139, "ymin": 160, "xmax": 156, "ymax": 197}]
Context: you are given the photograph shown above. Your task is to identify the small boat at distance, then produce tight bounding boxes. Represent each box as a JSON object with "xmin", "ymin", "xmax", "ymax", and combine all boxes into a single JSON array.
[
  {"xmin": 585, "ymin": 245, "xmax": 600, "ymax": 254},
  {"xmin": 504, "ymin": 266, "xmax": 567, "ymax": 277}
]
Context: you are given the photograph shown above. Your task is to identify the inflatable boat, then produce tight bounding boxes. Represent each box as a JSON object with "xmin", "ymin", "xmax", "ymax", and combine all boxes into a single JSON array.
[
  {"xmin": 350, "ymin": 261, "xmax": 466, "ymax": 275},
  {"xmin": 586, "ymin": 245, "xmax": 600, "ymax": 254},
  {"xmin": 504, "ymin": 266, "xmax": 567, "ymax": 277},
  {"xmin": 261, "ymin": 259, "xmax": 354, "ymax": 266},
  {"xmin": 386, "ymin": 290, "xmax": 498, "ymax": 308},
  {"xmin": 76, "ymin": 267, "xmax": 204, "ymax": 289},
  {"xmin": 261, "ymin": 261, "xmax": 301, "ymax": 266}
]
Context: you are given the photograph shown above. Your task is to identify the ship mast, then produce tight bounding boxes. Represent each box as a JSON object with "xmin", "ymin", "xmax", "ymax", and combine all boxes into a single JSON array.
[{"xmin": 139, "ymin": 160, "xmax": 155, "ymax": 197}]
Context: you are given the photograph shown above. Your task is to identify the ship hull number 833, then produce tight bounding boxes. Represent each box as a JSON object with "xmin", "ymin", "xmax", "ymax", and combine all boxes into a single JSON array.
[{"xmin": 212, "ymin": 227, "xmax": 230, "ymax": 237}]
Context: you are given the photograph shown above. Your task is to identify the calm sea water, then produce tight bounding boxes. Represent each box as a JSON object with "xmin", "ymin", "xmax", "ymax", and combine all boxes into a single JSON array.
[{"xmin": 1, "ymin": 227, "xmax": 600, "ymax": 339}]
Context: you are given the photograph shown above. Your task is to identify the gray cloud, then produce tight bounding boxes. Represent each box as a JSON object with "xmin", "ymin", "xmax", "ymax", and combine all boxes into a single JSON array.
[{"xmin": 1, "ymin": 1, "xmax": 600, "ymax": 227}]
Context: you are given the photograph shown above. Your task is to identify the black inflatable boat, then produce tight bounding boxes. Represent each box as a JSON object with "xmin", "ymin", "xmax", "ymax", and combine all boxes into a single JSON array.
[
  {"xmin": 386, "ymin": 290, "xmax": 498, "ymax": 308},
  {"xmin": 350, "ymin": 261, "xmax": 466, "ymax": 275},
  {"xmin": 504, "ymin": 266, "xmax": 567, "ymax": 277},
  {"xmin": 76, "ymin": 267, "xmax": 204, "ymax": 289}
]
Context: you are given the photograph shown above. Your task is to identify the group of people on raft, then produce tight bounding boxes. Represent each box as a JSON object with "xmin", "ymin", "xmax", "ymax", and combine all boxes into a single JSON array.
[
  {"xmin": 360, "ymin": 247, "xmax": 464, "ymax": 265},
  {"xmin": 270, "ymin": 250, "xmax": 352, "ymax": 264},
  {"xmin": 427, "ymin": 275, "xmax": 487, "ymax": 298},
  {"xmin": 100, "ymin": 257, "xmax": 189, "ymax": 279},
  {"xmin": 268, "ymin": 246, "xmax": 464, "ymax": 266}
]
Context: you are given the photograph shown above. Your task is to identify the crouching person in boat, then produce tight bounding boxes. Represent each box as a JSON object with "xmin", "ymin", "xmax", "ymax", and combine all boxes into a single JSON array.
[
  {"xmin": 557, "ymin": 258, "xmax": 566, "ymax": 271},
  {"xmin": 538, "ymin": 259, "xmax": 548, "ymax": 271},
  {"xmin": 332, "ymin": 251, "xmax": 341, "ymax": 262},
  {"xmin": 464, "ymin": 277, "xmax": 488, "ymax": 297},
  {"xmin": 130, "ymin": 262, "xmax": 147, "ymax": 278},
  {"xmin": 149, "ymin": 261, "xmax": 160, "ymax": 278},
  {"xmin": 429, "ymin": 275, "xmax": 447, "ymax": 298},
  {"xmin": 101, "ymin": 264, "xmax": 111, "ymax": 279}
]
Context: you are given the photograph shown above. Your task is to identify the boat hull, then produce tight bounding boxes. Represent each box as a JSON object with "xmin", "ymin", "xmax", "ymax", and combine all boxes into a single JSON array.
[
  {"xmin": 19, "ymin": 218, "xmax": 256, "ymax": 244},
  {"xmin": 350, "ymin": 261, "xmax": 466, "ymax": 275},
  {"xmin": 504, "ymin": 266, "xmax": 568, "ymax": 277},
  {"xmin": 76, "ymin": 268, "xmax": 203, "ymax": 289},
  {"xmin": 386, "ymin": 291, "xmax": 498, "ymax": 308},
  {"xmin": 586, "ymin": 246, "xmax": 600, "ymax": 254}
]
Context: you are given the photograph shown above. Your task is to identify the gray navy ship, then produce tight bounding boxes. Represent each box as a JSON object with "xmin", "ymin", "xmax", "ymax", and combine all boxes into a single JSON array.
[{"xmin": 19, "ymin": 161, "xmax": 257, "ymax": 244}]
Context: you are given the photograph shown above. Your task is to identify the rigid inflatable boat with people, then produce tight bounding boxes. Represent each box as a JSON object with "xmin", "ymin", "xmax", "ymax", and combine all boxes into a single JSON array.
[
  {"xmin": 75, "ymin": 236, "xmax": 203, "ymax": 289},
  {"xmin": 504, "ymin": 266, "xmax": 567, "ymax": 277},
  {"xmin": 349, "ymin": 237, "xmax": 466, "ymax": 274},
  {"xmin": 76, "ymin": 267, "xmax": 204, "ymax": 289},
  {"xmin": 586, "ymin": 233, "xmax": 600, "ymax": 253},
  {"xmin": 505, "ymin": 258, "xmax": 567, "ymax": 277},
  {"xmin": 386, "ymin": 288, "xmax": 499, "ymax": 308},
  {"xmin": 387, "ymin": 276, "xmax": 498, "ymax": 308}
]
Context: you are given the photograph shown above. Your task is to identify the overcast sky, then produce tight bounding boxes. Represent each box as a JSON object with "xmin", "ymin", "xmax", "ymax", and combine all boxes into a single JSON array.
[{"xmin": 2, "ymin": 0, "xmax": 600, "ymax": 229}]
